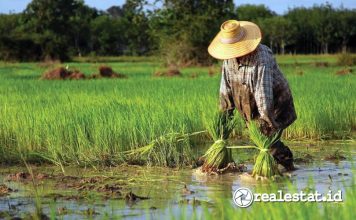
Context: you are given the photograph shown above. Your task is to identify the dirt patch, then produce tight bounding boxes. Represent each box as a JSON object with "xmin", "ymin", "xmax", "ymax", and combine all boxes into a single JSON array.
[
  {"xmin": 42, "ymin": 65, "xmax": 127, "ymax": 80},
  {"xmin": 41, "ymin": 67, "xmax": 86, "ymax": 80},
  {"xmin": 41, "ymin": 67, "xmax": 71, "ymax": 80},
  {"xmin": 336, "ymin": 67, "xmax": 353, "ymax": 75},
  {"xmin": 98, "ymin": 65, "xmax": 127, "ymax": 78},
  {"xmin": 154, "ymin": 67, "xmax": 182, "ymax": 77},
  {"xmin": 68, "ymin": 71, "xmax": 86, "ymax": 80},
  {"xmin": 0, "ymin": 184, "xmax": 14, "ymax": 196}
]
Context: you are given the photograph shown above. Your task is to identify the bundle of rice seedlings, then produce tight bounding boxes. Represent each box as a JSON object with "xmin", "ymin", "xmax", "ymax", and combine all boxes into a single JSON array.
[
  {"xmin": 201, "ymin": 112, "xmax": 237, "ymax": 173},
  {"xmin": 248, "ymin": 122, "xmax": 281, "ymax": 179},
  {"xmin": 125, "ymin": 131, "xmax": 205, "ymax": 166}
]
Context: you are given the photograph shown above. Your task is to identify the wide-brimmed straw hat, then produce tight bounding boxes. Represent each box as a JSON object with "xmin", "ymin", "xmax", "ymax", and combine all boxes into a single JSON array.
[{"xmin": 208, "ymin": 20, "xmax": 262, "ymax": 60}]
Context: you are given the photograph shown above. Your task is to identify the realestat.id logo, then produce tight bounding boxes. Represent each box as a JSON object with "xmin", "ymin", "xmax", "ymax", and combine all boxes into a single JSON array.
[{"xmin": 233, "ymin": 187, "xmax": 254, "ymax": 208}]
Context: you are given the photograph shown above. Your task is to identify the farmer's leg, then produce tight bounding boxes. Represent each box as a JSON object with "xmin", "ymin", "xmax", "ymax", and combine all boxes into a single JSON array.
[
  {"xmin": 258, "ymin": 121, "xmax": 295, "ymax": 171},
  {"xmin": 270, "ymin": 140, "xmax": 295, "ymax": 171}
]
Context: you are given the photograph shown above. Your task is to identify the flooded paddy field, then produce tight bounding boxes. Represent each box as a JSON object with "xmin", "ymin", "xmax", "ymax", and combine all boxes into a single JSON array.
[
  {"xmin": 0, "ymin": 60, "xmax": 355, "ymax": 219},
  {"xmin": 1, "ymin": 141, "xmax": 355, "ymax": 219}
]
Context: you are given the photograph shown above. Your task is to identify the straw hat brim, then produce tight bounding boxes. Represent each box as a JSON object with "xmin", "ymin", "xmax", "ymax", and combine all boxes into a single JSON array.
[{"xmin": 208, "ymin": 21, "xmax": 262, "ymax": 60}]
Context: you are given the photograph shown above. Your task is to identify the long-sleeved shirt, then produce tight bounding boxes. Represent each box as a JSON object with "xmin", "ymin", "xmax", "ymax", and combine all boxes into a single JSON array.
[{"xmin": 219, "ymin": 44, "xmax": 297, "ymax": 135}]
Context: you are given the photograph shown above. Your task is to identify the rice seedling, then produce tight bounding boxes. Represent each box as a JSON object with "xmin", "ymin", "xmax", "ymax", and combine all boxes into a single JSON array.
[
  {"xmin": 201, "ymin": 112, "xmax": 237, "ymax": 173},
  {"xmin": 248, "ymin": 122, "xmax": 281, "ymax": 179}
]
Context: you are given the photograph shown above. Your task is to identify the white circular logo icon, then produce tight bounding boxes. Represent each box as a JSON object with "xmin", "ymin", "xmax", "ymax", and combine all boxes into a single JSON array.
[{"xmin": 233, "ymin": 187, "xmax": 254, "ymax": 208}]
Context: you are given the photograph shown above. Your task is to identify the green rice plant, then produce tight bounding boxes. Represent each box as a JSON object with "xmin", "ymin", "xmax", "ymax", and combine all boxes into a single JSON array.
[
  {"xmin": 0, "ymin": 61, "xmax": 355, "ymax": 166},
  {"xmin": 248, "ymin": 122, "xmax": 281, "ymax": 178},
  {"xmin": 201, "ymin": 112, "xmax": 237, "ymax": 173}
]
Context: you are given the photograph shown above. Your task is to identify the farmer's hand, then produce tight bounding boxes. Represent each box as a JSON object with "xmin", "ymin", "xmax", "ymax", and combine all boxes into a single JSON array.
[{"xmin": 258, "ymin": 118, "xmax": 279, "ymax": 137}]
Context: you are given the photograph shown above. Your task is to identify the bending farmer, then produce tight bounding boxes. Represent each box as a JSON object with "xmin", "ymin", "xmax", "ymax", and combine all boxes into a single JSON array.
[{"xmin": 208, "ymin": 20, "xmax": 297, "ymax": 171}]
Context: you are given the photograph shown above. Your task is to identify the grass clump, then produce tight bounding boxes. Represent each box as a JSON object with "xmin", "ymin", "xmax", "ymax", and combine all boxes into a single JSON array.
[
  {"xmin": 336, "ymin": 53, "xmax": 356, "ymax": 66},
  {"xmin": 248, "ymin": 122, "xmax": 281, "ymax": 179},
  {"xmin": 201, "ymin": 112, "xmax": 237, "ymax": 173}
]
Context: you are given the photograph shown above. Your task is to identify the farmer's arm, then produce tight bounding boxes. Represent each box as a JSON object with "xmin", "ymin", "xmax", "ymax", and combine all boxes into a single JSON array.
[
  {"xmin": 219, "ymin": 60, "xmax": 235, "ymax": 113},
  {"xmin": 254, "ymin": 64, "xmax": 278, "ymax": 129}
]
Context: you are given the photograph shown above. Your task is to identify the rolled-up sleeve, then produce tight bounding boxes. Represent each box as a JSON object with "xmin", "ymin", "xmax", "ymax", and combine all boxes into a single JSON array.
[
  {"xmin": 254, "ymin": 64, "xmax": 275, "ymax": 127},
  {"xmin": 219, "ymin": 61, "xmax": 235, "ymax": 111}
]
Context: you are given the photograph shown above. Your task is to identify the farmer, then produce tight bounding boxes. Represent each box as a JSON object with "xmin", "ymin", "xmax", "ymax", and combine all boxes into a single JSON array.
[{"xmin": 208, "ymin": 20, "xmax": 297, "ymax": 171}]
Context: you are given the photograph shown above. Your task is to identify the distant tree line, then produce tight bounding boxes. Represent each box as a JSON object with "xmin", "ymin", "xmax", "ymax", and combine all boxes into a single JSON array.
[{"xmin": 0, "ymin": 0, "xmax": 355, "ymax": 65}]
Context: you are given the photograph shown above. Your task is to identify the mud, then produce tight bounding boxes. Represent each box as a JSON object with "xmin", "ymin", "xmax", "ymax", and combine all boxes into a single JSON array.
[
  {"xmin": 125, "ymin": 192, "xmax": 149, "ymax": 202},
  {"xmin": 5, "ymin": 172, "xmax": 51, "ymax": 182},
  {"xmin": 4, "ymin": 172, "xmax": 125, "ymax": 198},
  {"xmin": 0, "ymin": 141, "xmax": 355, "ymax": 219},
  {"xmin": 196, "ymin": 162, "xmax": 246, "ymax": 175},
  {"xmin": 294, "ymin": 152, "xmax": 314, "ymax": 163},
  {"xmin": 0, "ymin": 184, "xmax": 14, "ymax": 196}
]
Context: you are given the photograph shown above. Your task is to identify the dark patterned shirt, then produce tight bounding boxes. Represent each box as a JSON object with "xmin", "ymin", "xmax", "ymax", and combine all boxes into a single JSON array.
[{"xmin": 219, "ymin": 44, "xmax": 297, "ymax": 133}]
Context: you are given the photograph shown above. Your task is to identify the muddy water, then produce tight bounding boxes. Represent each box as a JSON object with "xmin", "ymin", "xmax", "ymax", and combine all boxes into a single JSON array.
[{"xmin": 0, "ymin": 141, "xmax": 355, "ymax": 219}]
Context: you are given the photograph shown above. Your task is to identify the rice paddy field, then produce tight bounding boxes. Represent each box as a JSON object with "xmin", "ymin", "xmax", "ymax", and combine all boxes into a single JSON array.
[{"xmin": 0, "ymin": 54, "xmax": 355, "ymax": 219}]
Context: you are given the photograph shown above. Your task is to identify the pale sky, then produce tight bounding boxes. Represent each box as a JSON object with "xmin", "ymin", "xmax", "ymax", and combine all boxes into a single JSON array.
[{"xmin": 0, "ymin": 0, "xmax": 355, "ymax": 14}]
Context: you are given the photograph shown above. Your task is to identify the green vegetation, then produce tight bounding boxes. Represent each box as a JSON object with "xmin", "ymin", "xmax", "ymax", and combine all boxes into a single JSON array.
[
  {"xmin": 0, "ymin": 0, "xmax": 355, "ymax": 64},
  {"xmin": 0, "ymin": 58, "xmax": 355, "ymax": 167}
]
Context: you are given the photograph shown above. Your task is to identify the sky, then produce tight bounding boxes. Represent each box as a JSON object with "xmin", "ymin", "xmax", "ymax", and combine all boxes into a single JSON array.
[{"xmin": 0, "ymin": 0, "xmax": 355, "ymax": 14}]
